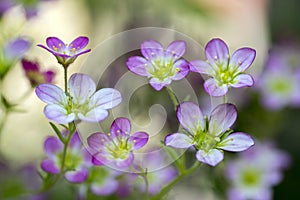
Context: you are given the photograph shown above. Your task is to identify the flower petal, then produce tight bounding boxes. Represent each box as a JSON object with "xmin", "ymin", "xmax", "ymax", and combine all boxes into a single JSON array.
[
  {"xmin": 44, "ymin": 104, "xmax": 75, "ymax": 124},
  {"xmin": 87, "ymin": 132, "xmax": 110, "ymax": 150},
  {"xmin": 204, "ymin": 78, "xmax": 228, "ymax": 97},
  {"xmin": 110, "ymin": 117, "xmax": 131, "ymax": 139},
  {"xmin": 68, "ymin": 36, "xmax": 89, "ymax": 51},
  {"xmin": 205, "ymin": 38, "xmax": 229, "ymax": 68},
  {"xmin": 46, "ymin": 37, "xmax": 66, "ymax": 51},
  {"xmin": 65, "ymin": 167, "xmax": 88, "ymax": 183},
  {"xmin": 69, "ymin": 132, "xmax": 82, "ymax": 149},
  {"xmin": 44, "ymin": 136, "xmax": 63, "ymax": 157},
  {"xmin": 78, "ymin": 108, "xmax": 108, "ymax": 123},
  {"xmin": 165, "ymin": 40, "xmax": 186, "ymax": 59},
  {"xmin": 164, "ymin": 133, "xmax": 193, "ymax": 148},
  {"xmin": 231, "ymin": 74, "xmax": 254, "ymax": 88},
  {"xmin": 149, "ymin": 77, "xmax": 171, "ymax": 91},
  {"xmin": 41, "ymin": 159, "xmax": 60, "ymax": 174},
  {"xmin": 128, "ymin": 132, "xmax": 149, "ymax": 150},
  {"xmin": 141, "ymin": 40, "xmax": 164, "ymax": 61},
  {"xmin": 68, "ymin": 73, "xmax": 96, "ymax": 104},
  {"xmin": 218, "ymin": 132, "xmax": 254, "ymax": 152},
  {"xmin": 91, "ymin": 178, "xmax": 119, "ymax": 196},
  {"xmin": 171, "ymin": 59, "xmax": 189, "ymax": 80},
  {"xmin": 126, "ymin": 56, "xmax": 151, "ymax": 76},
  {"xmin": 89, "ymin": 88, "xmax": 122, "ymax": 109},
  {"xmin": 4, "ymin": 38, "xmax": 31, "ymax": 60},
  {"xmin": 189, "ymin": 60, "xmax": 214, "ymax": 75},
  {"xmin": 35, "ymin": 84, "xmax": 67, "ymax": 105},
  {"xmin": 177, "ymin": 101, "xmax": 205, "ymax": 134},
  {"xmin": 229, "ymin": 47, "xmax": 256, "ymax": 72},
  {"xmin": 209, "ymin": 103, "xmax": 237, "ymax": 136},
  {"xmin": 196, "ymin": 149, "xmax": 224, "ymax": 166},
  {"xmin": 114, "ymin": 152, "xmax": 134, "ymax": 168}
]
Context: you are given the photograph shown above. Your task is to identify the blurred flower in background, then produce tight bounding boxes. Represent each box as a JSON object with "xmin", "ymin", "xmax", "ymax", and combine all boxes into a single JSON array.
[{"xmin": 225, "ymin": 141, "xmax": 290, "ymax": 200}]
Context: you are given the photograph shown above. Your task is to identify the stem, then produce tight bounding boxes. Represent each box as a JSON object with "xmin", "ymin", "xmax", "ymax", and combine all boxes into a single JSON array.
[
  {"xmin": 166, "ymin": 86, "xmax": 179, "ymax": 111},
  {"xmin": 64, "ymin": 67, "xmax": 68, "ymax": 94},
  {"xmin": 142, "ymin": 169, "xmax": 149, "ymax": 200},
  {"xmin": 151, "ymin": 161, "xmax": 201, "ymax": 200}
]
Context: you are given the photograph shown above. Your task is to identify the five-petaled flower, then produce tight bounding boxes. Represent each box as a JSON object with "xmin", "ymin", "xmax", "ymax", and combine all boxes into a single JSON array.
[
  {"xmin": 37, "ymin": 36, "xmax": 91, "ymax": 67},
  {"xmin": 87, "ymin": 117, "xmax": 149, "ymax": 169},
  {"xmin": 190, "ymin": 38, "xmax": 256, "ymax": 96},
  {"xmin": 41, "ymin": 131, "xmax": 92, "ymax": 183},
  {"xmin": 165, "ymin": 102, "xmax": 254, "ymax": 166},
  {"xmin": 22, "ymin": 59, "xmax": 55, "ymax": 87},
  {"xmin": 126, "ymin": 40, "xmax": 189, "ymax": 91},
  {"xmin": 35, "ymin": 73, "xmax": 122, "ymax": 124}
]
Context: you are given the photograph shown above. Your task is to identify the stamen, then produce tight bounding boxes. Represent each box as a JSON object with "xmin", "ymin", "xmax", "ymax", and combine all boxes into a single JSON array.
[
  {"xmin": 151, "ymin": 52, "xmax": 155, "ymax": 56},
  {"xmin": 175, "ymin": 67, "xmax": 180, "ymax": 72},
  {"xmin": 214, "ymin": 55, "xmax": 218, "ymax": 60},
  {"xmin": 58, "ymin": 43, "xmax": 62, "ymax": 47}
]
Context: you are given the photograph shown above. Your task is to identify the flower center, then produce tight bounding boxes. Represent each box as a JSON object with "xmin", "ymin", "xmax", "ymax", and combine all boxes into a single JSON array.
[
  {"xmin": 105, "ymin": 135, "xmax": 133, "ymax": 160},
  {"xmin": 149, "ymin": 59, "xmax": 179, "ymax": 81},
  {"xmin": 241, "ymin": 169, "xmax": 261, "ymax": 187},
  {"xmin": 193, "ymin": 130, "xmax": 219, "ymax": 153},
  {"xmin": 270, "ymin": 78, "xmax": 292, "ymax": 94}
]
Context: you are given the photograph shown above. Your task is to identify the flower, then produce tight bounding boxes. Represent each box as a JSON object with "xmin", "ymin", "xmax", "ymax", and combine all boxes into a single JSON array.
[
  {"xmin": 190, "ymin": 38, "xmax": 256, "ymax": 96},
  {"xmin": 41, "ymin": 131, "xmax": 92, "ymax": 183},
  {"xmin": 37, "ymin": 36, "xmax": 91, "ymax": 67},
  {"xmin": 226, "ymin": 142, "xmax": 290, "ymax": 200},
  {"xmin": 0, "ymin": 37, "xmax": 31, "ymax": 78},
  {"xmin": 87, "ymin": 117, "xmax": 149, "ymax": 169},
  {"xmin": 22, "ymin": 59, "xmax": 55, "ymax": 87},
  {"xmin": 165, "ymin": 102, "xmax": 254, "ymax": 166},
  {"xmin": 126, "ymin": 40, "xmax": 189, "ymax": 91},
  {"xmin": 258, "ymin": 45, "xmax": 300, "ymax": 110},
  {"xmin": 35, "ymin": 73, "xmax": 122, "ymax": 124}
]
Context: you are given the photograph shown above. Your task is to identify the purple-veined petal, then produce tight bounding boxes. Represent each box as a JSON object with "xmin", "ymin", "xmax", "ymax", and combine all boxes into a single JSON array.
[
  {"xmin": 36, "ymin": 84, "xmax": 67, "ymax": 105},
  {"xmin": 91, "ymin": 178, "xmax": 118, "ymax": 196},
  {"xmin": 209, "ymin": 103, "xmax": 237, "ymax": 136},
  {"xmin": 231, "ymin": 74, "xmax": 254, "ymax": 88},
  {"xmin": 21, "ymin": 59, "xmax": 39, "ymax": 72},
  {"xmin": 164, "ymin": 133, "xmax": 193, "ymax": 148},
  {"xmin": 176, "ymin": 101, "xmax": 205, "ymax": 134},
  {"xmin": 204, "ymin": 78, "xmax": 228, "ymax": 97},
  {"xmin": 114, "ymin": 152, "xmax": 134, "ymax": 168},
  {"xmin": 149, "ymin": 77, "xmax": 171, "ymax": 91},
  {"xmin": 110, "ymin": 117, "xmax": 131, "ymax": 139},
  {"xmin": 165, "ymin": 40, "xmax": 186, "ymax": 60},
  {"xmin": 46, "ymin": 37, "xmax": 66, "ymax": 51},
  {"xmin": 41, "ymin": 159, "xmax": 60, "ymax": 174},
  {"xmin": 189, "ymin": 60, "xmax": 214, "ymax": 76},
  {"xmin": 37, "ymin": 44, "xmax": 57, "ymax": 55},
  {"xmin": 205, "ymin": 38, "xmax": 229, "ymax": 68},
  {"xmin": 128, "ymin": 132, "xmax": 149, "ymax": 150},
  {"xmin": 89, "ymin": 88, "xmax": 122, "ymax": 109},
  {"xmin": 171, "ymin": 59, "xmax": 189, "ymax": 80},
  {"xmin": 229, "ymin": 47, "xmax": 256, "ymax": 72},
  {"xmin": 44, "ymin": 136, "xmax": 63, "ymax": 157},
  {"xmin": 87, "ymin": 132, "xmax": 110, "ymax": 150},
  {"xmin": 44, "ymin": 104, "xmax": 75, "ymax": 124},
  {"xmin": 218, "ymin": 132, "xmax": 254, "ymax": 152},
  {"xmin": 126, "ymin": 56, "xmax": 151, "ymax": 76},
  {"xmin": 68, "ymin": 36, "xmax": 89, "ymax": 51},
  {"xmin": 196, "ymin": 149, "xmax": 224, "ymax": 166},
  {"xmin": 141, "ymin": 40, "xmax": 164, "ymax": 61},
  {"xmin": 4, "ymin": 38, "xmax": 31, "ymax": 60},
  {"xmin": 92, "ymin": 156, "xmax": 104, "ymax": 166},
  {"xmin": 78, "ymin": 107, "xmax": 108, "ymax": 123},
  {"xmin": 68, "ymin": 73, "xmax": 96, "ymax": 104},
  {"xmin": 65, "ymin": 167, "xmax": 88, "ymax": 183},
  {"xmin": 43, "ymin": 70, "xmax": 56, "ymax": 84},
  {"xmin": 73, "ymin": 49, "xmax": 91, "ymax": 57}
]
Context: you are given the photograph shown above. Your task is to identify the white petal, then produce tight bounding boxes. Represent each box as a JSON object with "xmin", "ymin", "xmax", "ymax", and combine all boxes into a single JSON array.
[
  {"xmin": 196, "ymin": 149, "xmax": 224, "ymax": 166},
  {"xmin": 218, "ymin": 132, "xmax": 254, "ymax": 152}
]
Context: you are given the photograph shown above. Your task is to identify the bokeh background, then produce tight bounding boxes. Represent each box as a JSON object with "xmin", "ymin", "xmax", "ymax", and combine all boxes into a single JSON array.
[{"xmin": 0, "ymin": 0, "xmax": 300, "ymax": 199}]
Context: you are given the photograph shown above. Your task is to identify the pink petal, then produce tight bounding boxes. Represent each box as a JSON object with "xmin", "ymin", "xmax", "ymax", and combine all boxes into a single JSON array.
[
  {"xmin": 110, "ymin": 117, "xmax": 131, "ymax": 139},
  {"xmin": 141, "ymin": 40, "xmax": 164, "ymax": 61},
  {"xmin": 229, "ymin": 47, "xmax": 256, "ymax": 72},
  {"xmin": 218, "ymin": 132, "xmax": 254, "ymax": 152},
  {"xmin": 171, "ymin": 59, "xmax": 189, "ymax": 80},
  {"xmin": 189, "ymin": 60, "xmax": 214, "ymax": 75},
  {"xmin": 204, "ymin": 78, "xmax": 228, "ymax": 97},
  {"xmin": 164, "ymin": 133, "xmax": 193, "ymax": 148},
  {"xmin": 126, "ymin": 56, "xmax": 151, "ymax": 76},
  {"xmin": 231, "ymin": 74, "xmax": 254, "ymax": 88},
  {"xmin": 128, "ymin": 132, "xmax": 149, "ymax": 150},
  {"xmin": 205, "ymin": 38, "xmax": 229, "ymax": 69},
  {"xmin": 35, "ymin": 84, "xmax": 67, "ymax": 105},
  {"xmin": 209, "ymin": 103, "xmax": 237, "ymax": 136},
  {"xmin": 196, "ymin": 149, "xmax": 224, "ymax": 166}
]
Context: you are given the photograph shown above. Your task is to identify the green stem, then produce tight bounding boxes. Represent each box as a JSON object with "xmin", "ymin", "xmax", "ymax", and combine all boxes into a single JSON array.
[
  {"xmin": 166, "ymin": 86, "xmax": 179, "ymax": 111},
  {"xmin": 223, "ymin": 95, "xmax": 227, "ymax": 103},
  {"xmin": 151, "ymin": 161, "xmax": 201, "ymax": 200},
  {"xmin": 142, "ymin": 169, "xmax": 149, "ymax": 200},
  {"xmin": 64, "ymin": 67, "xmax": 68, "ymax": 94}
]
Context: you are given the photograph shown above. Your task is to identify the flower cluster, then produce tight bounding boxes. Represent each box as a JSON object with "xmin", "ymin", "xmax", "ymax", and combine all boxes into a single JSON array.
[{"xmin": 225, "ymin": 142, "xmax": 290, "ymax": 200}]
